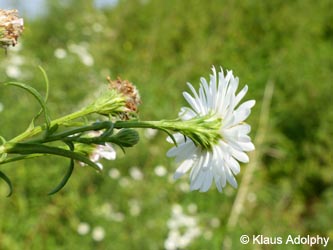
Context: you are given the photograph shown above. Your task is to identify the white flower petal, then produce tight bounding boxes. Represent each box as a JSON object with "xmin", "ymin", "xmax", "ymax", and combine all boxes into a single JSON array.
[
  {"xmin": 237, "ymin": 100, "xmax": 256, "ymax": 112},
  {"xmin": 174, "ymin": 159, "xmax": 194, "ymax": 179},
  {"xmin": 179, "ymin": 107, "xmax": 196, "ymax": 120},
  {"xmin": 234, "ymin": 85, "xmax": 248, "ymax": 107},
  {"xmin": 200, "ymin": 171, "xmax": 213, "ymax": 192},
  {"xmin": 231, "ymin": 148, "xmax": 249, "ymax": 163},
  {"xmin": 98, "ymin": 144, "xmax": 116, "ymax": 160},
  {"xmin": 167, "ymin": 133, "xmax": 185, "ymax": 144},
  {"xmin": 183, "ymin": 92, "xmax": 201, "ymax": 114},
  {"xmin": 167, "ymin": 140, "xmax": 194, "ymax": 158},
  {"xmin": 225, "ymin": 168, "xmax": 238, "ymax": 188},
  {"xmin": 226, "ymin": 157, "xmax": 240, "ymax": 175}
]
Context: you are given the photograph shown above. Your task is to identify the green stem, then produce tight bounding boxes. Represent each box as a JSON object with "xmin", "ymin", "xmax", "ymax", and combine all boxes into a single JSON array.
[
  {"xmin": 10, "ymin": 107, "xmax": 93, "ymax": 143},
  {"xmin": 30, "ymin": 121, "xmax": 113, "ymax": 144}
]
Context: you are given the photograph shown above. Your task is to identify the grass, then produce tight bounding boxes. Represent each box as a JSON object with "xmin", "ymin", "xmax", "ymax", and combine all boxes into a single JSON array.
[{"xmin": 0, "ymin": 0, "xmax": 333, "ymax": 249}]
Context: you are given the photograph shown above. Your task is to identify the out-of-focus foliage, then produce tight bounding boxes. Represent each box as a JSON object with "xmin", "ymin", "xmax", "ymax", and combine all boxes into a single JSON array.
[{"xmin": 0, "ymin": 0, "xmax": 332, "ymax": 249}]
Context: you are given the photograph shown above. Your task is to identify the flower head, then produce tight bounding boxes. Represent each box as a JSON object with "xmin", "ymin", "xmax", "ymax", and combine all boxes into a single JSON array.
[
  {"xmin": 86, "ymin": 77, "xmax": 140, "ymax": 119},
  {"xmin": 167, "ymin": 66, "xmax": 255, "ymax": 192},
  {"xmin": 0, "ymin": 9, "xmax": 24, "ymax": 48},
  {"xmin": 107, "ymin": 76, "xmax": 141, "ymax": 119}
]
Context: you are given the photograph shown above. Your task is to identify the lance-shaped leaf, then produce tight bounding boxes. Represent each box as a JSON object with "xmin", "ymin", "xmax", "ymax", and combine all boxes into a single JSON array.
[
  {"xmin": 5, "ymin": 81, "xmax": 51, "ymax": 129},
  {"xmin": 7, "ymin": 142, "xmax": 101, "ymax": 171},
  {"xmin": 47, "ymin": 142, "xmax": 75, "ymax": 195},
  {"xmin": 0, "ymin": 171, "xmax": 13, "ymax": 197}
]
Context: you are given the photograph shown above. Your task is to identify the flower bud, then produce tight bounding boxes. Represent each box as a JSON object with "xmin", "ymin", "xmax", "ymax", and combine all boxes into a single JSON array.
[{"xmin": 111, "ymin": 128, "xmax": 139, "ymax": 147}]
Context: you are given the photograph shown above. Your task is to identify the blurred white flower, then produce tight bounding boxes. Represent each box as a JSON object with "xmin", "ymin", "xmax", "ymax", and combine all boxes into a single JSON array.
[
  {"xmin": 178, "ymin": 181, "xmax": 190, "ymax": 192},
  {"xmin": 129, "ymin": 166, "xmax": 144, "ymax": 180},
  {"xmin": 154, "ymin": 165, "xmax": 167, "ymax": 177},
  {"xmin": 92, "ymin": 22, "xmax": 103, "ymax": 32},
  {"xmin": 187, "ymin": 203, "xmax": 198, "ymax": 214},
  {"xmin": 68, "ymin": 43, "xmax": 94, "ymax": 66},
  {"xmin": 144, "ymin": 128, "xmax": 158, "ymax": 139},
  {"xmin": 108, "ymin": 167, "xmax": 121, "ymax": 179},
  {"xmin": 54, "ymin": 48, "xmax": 67, "ymax": 59},
  {"xmin": 5, "ymin": 65, "xmax": 21, "ymax": 78},
  {"xmin": 164, "ymin": 204, "xmax": 201, "ymax": 250},
  {"xmin": 77, "ymin": 222, "xmax": 90, "ymax": 235},
  {"xmin": 128, "ymin": 199, "xmax": 141, "ymax": 216},
  {"xmin": 5, "ymin": 54, "xmax": 25, "ymax": 79},
  {"xmin": 94, "ymin": 202, "xmax": 125, "ymax": 222},
  {"xmin": 119, "ymin": 177, "xmax": 130, "ymax": 187},
  {"xmin": 167, "ymin": 66, "xmax": 255, "ymax": 192},
  {"xmin": 92, "ymin": 226, "xmax": 105, "ymax": 242},
  {"xmin": 110, "ymin": 212, "xmax": 125, "ymax": 222},
  {"xmin": 203, "ymin": 230, "xmax": 213, "ymax": 240},
  {"xmin": 10, "ymin": 54, "xmax": 24, "ymax": 65},
  {"xmin": 210, "ymin": 217, "xmax": 220, "ymax": 228},
  {"xmin": 0, "ymin": 102, "xmax": 3, "ymax": 113}
]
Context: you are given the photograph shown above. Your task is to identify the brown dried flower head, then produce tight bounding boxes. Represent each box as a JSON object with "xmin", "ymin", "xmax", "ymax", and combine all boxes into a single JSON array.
[
  {"xmin": 107, "ymin": 76, "xmax": 141, "ymax": 119},
  {"xmin": 0, "ymin": 9, "xmax": 24, "ymax": 48}
]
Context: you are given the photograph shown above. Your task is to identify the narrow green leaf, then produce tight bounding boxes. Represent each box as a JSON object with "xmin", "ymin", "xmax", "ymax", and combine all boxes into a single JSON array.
[
  {"xmin": 0, "ymin": 153, "xmax": 43, "ymax": 165},
  {"xmin": 0, "ymin": 171, "xmax": 13, "ymax": 197},
  {"xmin": 7, "ymin": 143, "xmax": 101, "ymax": 172},
  {"xmin": 5, "ymin": 81, "xmax": 51, "ymax": 129},
  {"xmin": 48, "ymin": 161, "xmax": 74, "ymax": 195},
  {"xmin": 38, "ymin": 66, "xmax": 50, "ymax": 104},
  {"xmin": 48, "ymin": 142, "xmax": 75, "ymax": 195}
]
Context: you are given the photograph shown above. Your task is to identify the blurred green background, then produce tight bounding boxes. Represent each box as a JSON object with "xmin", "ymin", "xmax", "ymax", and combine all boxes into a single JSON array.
[{"xmin": 0, "ymin": 0, "xmax": 332, "ymax": 249}]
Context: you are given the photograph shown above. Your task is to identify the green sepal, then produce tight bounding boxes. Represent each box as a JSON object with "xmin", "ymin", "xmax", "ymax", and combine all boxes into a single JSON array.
[{"xmin": 0, "ymin": 171, "xmax": 13, "ymax": 197}]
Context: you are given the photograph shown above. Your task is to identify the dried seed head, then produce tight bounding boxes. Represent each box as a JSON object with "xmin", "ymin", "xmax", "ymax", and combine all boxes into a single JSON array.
[
  {"xmin": 107, "ymin": 76, "xmax": 141, "ymax": 119},
  {"xmin": 0, "ymin": 9, "xmax": 24, "ymax": 48}
]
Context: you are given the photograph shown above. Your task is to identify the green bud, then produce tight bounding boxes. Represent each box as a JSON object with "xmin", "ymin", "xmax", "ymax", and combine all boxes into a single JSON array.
[{"xmin": 110, "ymin": 128, "xmax": 139, "ymax": 147}]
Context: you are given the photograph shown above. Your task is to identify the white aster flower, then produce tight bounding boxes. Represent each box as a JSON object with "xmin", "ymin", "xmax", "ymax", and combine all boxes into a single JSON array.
[
  {"xmin": 90, "ymin": 143, "xmax": 116, "ymax": 170},
  {"xmin": 79, "ymin": 131, "xmax": 116, "ymax": 170},
  {"xmin": 167, "ymin": 66, "xmax": 255, "ymax": 192}
]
